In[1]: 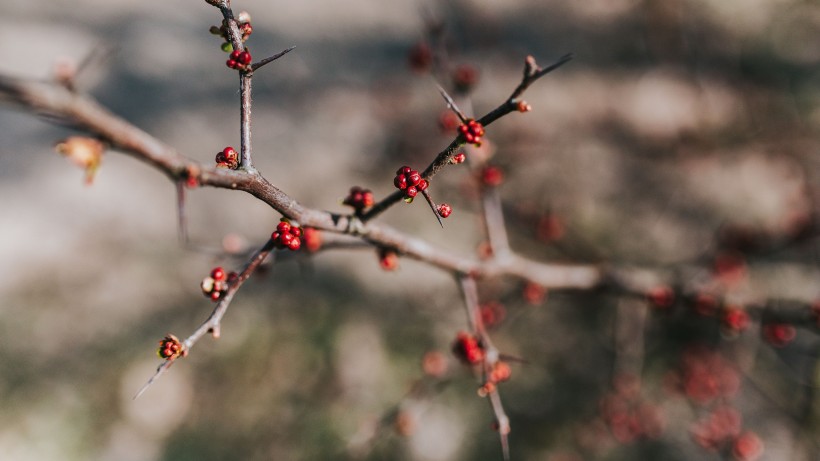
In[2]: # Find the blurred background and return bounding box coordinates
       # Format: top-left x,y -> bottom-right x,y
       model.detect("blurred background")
1,0 -> 819,460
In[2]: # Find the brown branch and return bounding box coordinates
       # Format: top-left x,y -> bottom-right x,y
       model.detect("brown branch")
134,237 -> 276,398
362,53 -> 573,223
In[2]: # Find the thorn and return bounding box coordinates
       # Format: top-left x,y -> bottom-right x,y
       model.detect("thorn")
251,46 -> 296,71
420,189 -> 444,228
133,360 -> 174,400
435,83 -> 467,123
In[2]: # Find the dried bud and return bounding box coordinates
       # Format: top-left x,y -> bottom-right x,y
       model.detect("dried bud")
55,136 -> 104,184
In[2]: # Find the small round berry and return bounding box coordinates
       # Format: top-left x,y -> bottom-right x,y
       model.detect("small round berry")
230,50 -> 241,60
290,227 -> 302,238
416,179 -> 428,191
277,221 -> 291,234
394,174 -> 408,190
222,147 -> 238,163
211,267 -> 226,281
238,51 -> 252,65
453,64 -> 479,93
379,249 -> 398,270
481,166 -> 504,187
451,152 -> 466,164
408,41 -> 433,73
396,166 -> 411,175
226,59 -> 238,69
490,361 -> 512,383
303,227 -> 322,252
287,236 -> 301,251
405,186 -> 418,198
407,171 -> 421,187
647,286 -> 674,309
279,232 -> 294,247
437,203 -> 452,218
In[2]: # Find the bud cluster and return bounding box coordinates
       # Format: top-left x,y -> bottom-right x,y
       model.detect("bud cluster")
209,11 -> 253,52
271,220 -> 302,251
215,146 -> 239,169
157,334 -> 187,360
201,266 -> 238,301
393,166 -> 428,201
343,186 -> 375,212
458,119 -> 485,146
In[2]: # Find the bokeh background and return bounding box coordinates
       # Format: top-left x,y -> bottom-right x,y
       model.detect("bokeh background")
1,0 -> 819,460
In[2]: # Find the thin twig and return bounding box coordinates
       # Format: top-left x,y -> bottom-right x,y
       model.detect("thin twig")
251,46 -> 296,71
134,238 -> 276,398
239,73 -> 253,170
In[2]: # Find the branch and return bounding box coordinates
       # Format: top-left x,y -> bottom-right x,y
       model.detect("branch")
134,237 -> 276,398
361,53 -> 573,222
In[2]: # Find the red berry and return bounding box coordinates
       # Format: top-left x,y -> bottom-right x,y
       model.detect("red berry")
407,171 -> 421,186
396,166 -> 411,175
226,59 -> 238,69
437,203 -> 452,218
452,332 -> 484,365
416,179 -> 428,191
239,51 -> 252,65
722,306 -> 749,333
279,232 -> 294,247
211,267 -> 226,281
732,431 -> 763,461
302,227 -> 322,252
762,323 -> 796,347
223,146 -> 238,162
287,236 -> 301,251
451,152 -> 466,164
290,227 -> 302,238
481,166 -> 504,186
230,50 -> 241,60
647,286 -> 674,309
405,186 -> 418,198
408,41 -> 432,73
277,221 -> 291,234
453,64 -> 479,93
394,174 -> 408,190
378,249 -> 398,270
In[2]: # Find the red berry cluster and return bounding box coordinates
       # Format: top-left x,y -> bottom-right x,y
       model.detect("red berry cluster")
598,375 -> 665,443
342,186 -> 375,212
393,166 -> 428,200
157,334 -> 187,360
210,11 -> 253,52
437,203 -> 452,218
666,346 -> 740,405
458,119 -> 485,146
450,152 -> 466,164
215,146 -> 239,169
271,220 -> 302,251
479,360 -> 513,396
452,331 -> 485,365
481,165 -> 504,187
201,266 -> 238,301
226,49 -> 252,70
690,407 -> 764,461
